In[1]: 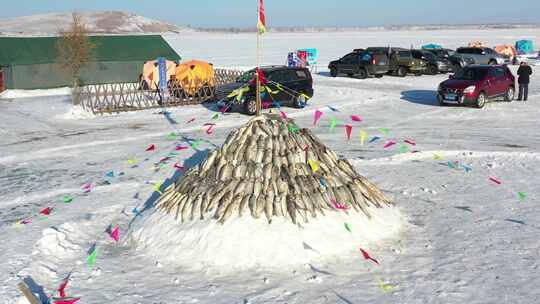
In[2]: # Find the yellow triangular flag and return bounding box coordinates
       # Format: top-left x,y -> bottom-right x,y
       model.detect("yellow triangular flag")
378,278 -> 395,293
308,160 -> 319,173
154,181 -> 163,194
360,130 -> 368,146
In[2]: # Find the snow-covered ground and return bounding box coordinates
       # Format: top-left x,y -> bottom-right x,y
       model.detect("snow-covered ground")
1,29 -> 540,303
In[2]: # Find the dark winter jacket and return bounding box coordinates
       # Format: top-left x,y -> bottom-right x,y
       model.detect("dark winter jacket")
517,65 -> 533,84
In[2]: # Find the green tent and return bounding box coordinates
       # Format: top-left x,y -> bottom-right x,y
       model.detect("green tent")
0,35 -> 181,90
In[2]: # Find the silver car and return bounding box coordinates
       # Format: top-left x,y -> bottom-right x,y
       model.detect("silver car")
455,47 -> 510,66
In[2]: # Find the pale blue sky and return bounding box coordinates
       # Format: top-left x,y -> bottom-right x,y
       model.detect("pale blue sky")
1,0 -> 538,28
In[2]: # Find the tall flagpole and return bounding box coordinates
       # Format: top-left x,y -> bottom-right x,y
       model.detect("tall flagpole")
255,2 -> 261,116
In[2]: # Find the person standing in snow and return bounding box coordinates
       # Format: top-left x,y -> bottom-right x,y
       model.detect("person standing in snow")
517,61 -> 533,101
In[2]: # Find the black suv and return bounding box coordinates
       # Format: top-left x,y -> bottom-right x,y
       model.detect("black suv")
411,49 -> 452,74
423,48 -> 472,72
328,49 -> 389,79
220,66 -> 314,115
366,47 -> 427,77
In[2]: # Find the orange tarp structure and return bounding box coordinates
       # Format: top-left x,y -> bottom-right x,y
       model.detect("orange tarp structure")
142,60 -> 176,90
174,60 -> 215,95
468,41 -> 486,48
494,45 -> 517,59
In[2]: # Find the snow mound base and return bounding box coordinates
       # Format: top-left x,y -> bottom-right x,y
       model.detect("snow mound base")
127,206 -> 404,271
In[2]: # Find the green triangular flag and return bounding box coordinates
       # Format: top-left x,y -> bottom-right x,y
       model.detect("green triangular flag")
399,144 -> 408,153
167,132 -> 177,140
212,113 -> 219,120
191,139 -> 201,150
62,195 -> 73,203
344,222 -> 352,233
288,123 -> 299,133
87,249 -> 97,268
518,192 -> 526,201
329,117 -> 337,131
378,128 -> 390,135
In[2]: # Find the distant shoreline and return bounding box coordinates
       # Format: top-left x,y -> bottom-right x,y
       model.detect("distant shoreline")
196,24 -> 540,33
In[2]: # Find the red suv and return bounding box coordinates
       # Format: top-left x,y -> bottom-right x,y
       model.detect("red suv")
437,65 -> 515,108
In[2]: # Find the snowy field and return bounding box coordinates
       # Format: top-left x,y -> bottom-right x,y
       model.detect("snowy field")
1,29 -> 540,303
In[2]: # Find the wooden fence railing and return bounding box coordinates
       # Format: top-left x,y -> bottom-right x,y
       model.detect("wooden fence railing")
78,68 -> 244,114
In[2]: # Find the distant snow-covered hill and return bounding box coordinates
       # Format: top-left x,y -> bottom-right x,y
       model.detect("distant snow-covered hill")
0,11 -> 192,36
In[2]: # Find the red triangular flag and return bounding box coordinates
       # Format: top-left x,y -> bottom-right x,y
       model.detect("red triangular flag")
145,144 -> 156,152
404,139 -> 416,146
58,273 -> 71,298
187,117 -> 196,123
249,68 -> 268,86
54,298 -> 80,304
345,124 -> 352,140
360,248 -> 379,265
173,162 -> 184,169
175,146 -> 188,151
280,111 -> 288,119
110,226 -> 119,242
40,207 -> 52,216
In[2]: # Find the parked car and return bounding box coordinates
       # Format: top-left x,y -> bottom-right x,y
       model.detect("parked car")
328,49 -> 389,79
411,49 -> 452,74
437,65 -> 515,108
366,47 -> 427,77
424,48 -> 455,59
455,47 -> 510,66
220,65 -> 314,115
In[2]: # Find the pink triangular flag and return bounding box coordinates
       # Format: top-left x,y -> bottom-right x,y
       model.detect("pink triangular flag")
110,226 -> 119,242
351,115 -> 362,122
280,111 -> 288,119
345,124 -> 352,140
489,176 -> 502,185
313,110 -> 323,126
383,140 -> 396,149
175,146 -> 188,151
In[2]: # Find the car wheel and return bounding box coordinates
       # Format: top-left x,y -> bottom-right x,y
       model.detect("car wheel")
437,94 -> 447,106
488,60 -> 497,65
397,66 -> 407,77
293,94 -> 307,108
375,74 -> 383,78
504,87 -> 515,102
428,65 -> 438,75
330,67 -> 338,77
476,92 -> 487,108
243,98 -> 257,115
357,68 -> 368,79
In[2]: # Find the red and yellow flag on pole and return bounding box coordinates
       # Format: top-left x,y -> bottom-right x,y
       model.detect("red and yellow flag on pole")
257,0 -> 266,34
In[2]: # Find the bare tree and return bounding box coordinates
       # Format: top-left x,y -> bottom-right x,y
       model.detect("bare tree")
57,12 -> 95,104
